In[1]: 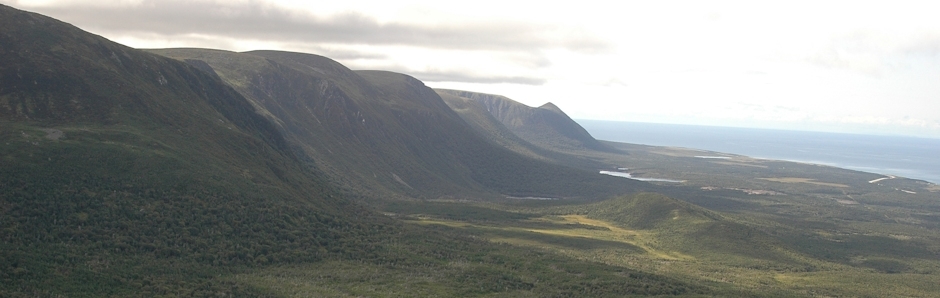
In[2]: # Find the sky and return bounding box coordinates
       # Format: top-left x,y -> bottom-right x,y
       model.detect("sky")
4,0 -> 940,138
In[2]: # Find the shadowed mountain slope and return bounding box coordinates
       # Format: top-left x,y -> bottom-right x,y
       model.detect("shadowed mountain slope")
0,4 -> 388,295
438,90 -> 615,170
151,49 -> 646,200
437,91 -> 554,161
0,5 -> 766,297
0,6 -> 715,297
151,48 -> 461,198
436,89 -> 618,153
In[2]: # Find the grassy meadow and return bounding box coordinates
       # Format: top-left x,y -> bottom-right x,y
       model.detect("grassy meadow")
368,142 -> 940,297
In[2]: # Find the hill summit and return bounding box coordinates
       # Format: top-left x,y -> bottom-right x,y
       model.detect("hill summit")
435,89 -> 618,153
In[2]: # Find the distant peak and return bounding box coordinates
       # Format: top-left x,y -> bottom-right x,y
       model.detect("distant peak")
538,102 -> 564,114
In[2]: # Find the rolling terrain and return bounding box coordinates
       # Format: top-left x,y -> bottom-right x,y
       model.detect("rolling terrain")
419,90 -> 940,296
0,4 -> 693,297
2,3 -> 940,297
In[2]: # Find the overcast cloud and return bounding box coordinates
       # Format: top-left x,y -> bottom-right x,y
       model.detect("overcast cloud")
16,0 -> 610,53
4,0 -> 940,138
394,68 -> 547,86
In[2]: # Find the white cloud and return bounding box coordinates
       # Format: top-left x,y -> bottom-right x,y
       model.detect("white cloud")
5,0 -> 940,138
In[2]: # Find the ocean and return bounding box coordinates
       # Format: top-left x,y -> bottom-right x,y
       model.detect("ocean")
577,120 -> 940,184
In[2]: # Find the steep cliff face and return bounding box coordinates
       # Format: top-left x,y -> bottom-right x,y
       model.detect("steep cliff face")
151,49 -> 478,198
436,89 -> 618,153
152,50 -> 640,200
438,91 -> 553,162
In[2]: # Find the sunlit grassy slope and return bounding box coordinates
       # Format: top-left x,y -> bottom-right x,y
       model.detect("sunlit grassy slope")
399,190 -> 940,297
1,4 -> 698,297
5,3 -> 940,297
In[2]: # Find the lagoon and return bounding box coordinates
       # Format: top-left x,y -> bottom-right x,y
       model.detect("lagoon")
599,170 -> 684,183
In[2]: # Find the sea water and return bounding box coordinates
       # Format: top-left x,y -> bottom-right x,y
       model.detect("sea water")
578,120 -> 940,184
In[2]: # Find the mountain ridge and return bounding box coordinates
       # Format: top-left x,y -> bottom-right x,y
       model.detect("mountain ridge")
435,89 -> 619,154
151,48 -> 645,201
6,4 -> 940,297
0,5 -> 396,295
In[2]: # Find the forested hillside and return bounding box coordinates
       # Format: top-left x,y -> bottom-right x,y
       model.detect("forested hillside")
0,4 -> 684,296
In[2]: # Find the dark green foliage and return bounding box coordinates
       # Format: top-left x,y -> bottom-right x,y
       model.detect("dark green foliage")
380,200 -> 536,222
0,125 -> 383,296
5,3 -> 940,297
0,5 -> 379,295
388,225 -> 704,297
0,5 -> 705,297
859,258 -> 910,274
780,232 -> 934,272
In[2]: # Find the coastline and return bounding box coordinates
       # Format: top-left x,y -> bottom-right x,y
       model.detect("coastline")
749,155 -> 936,185
579,120 -> 940,185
